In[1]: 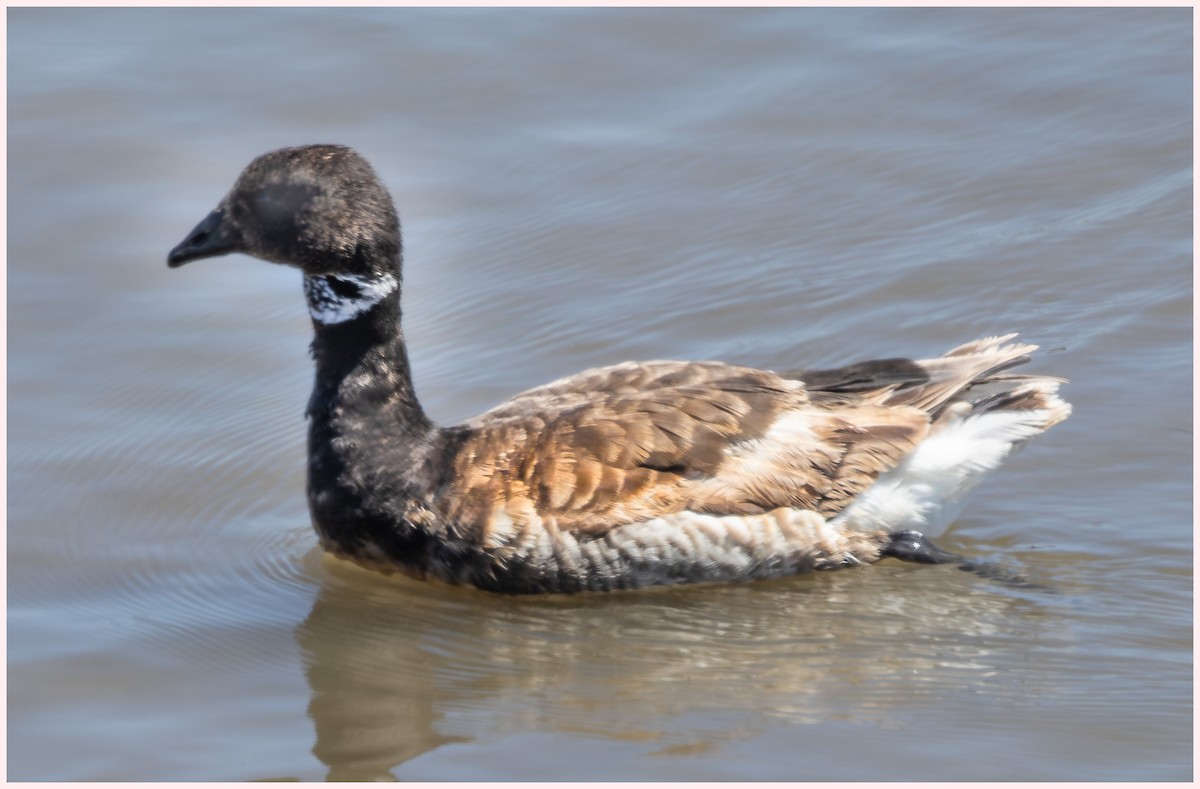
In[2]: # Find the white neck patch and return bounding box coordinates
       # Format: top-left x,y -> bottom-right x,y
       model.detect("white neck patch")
304,272 -> 398,325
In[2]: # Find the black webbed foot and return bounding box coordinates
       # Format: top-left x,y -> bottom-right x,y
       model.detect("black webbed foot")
881,530 -> 1051,592
881,530 -> 967,565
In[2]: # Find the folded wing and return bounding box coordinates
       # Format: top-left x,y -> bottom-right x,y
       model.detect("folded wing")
439,360 -> 931,544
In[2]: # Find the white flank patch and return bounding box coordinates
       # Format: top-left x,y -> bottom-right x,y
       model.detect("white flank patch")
726,409 -> 817,468
831,405 -> 1057,538
304,272 -> 398,325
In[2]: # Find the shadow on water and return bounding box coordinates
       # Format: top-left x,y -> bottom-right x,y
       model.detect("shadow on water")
295,552 -> 1064,781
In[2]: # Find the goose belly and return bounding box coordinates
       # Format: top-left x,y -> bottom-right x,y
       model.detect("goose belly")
473,507 -> 887,593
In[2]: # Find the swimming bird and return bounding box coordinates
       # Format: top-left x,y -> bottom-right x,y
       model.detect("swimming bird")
167,144 -> 1071,594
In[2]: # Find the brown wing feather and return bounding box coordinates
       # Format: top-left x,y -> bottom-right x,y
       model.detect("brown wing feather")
438,361 -> 929,544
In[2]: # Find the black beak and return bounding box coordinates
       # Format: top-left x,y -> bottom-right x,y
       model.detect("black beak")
167,208 -> 239,268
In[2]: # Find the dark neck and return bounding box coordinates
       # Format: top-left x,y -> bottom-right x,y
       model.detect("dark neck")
304,270 -> 432,436
303,270 -> 445,567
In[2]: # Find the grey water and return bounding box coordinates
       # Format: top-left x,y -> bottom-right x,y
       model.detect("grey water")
7,7 -> 1191,781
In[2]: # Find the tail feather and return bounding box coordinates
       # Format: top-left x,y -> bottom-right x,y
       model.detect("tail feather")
966,378 -> 1072,431
884,334 -> 1063,417
831,334 -> 1071,537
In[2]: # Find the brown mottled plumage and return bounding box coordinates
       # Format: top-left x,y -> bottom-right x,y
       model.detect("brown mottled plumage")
444,362 -> 918,531
168,145 -> 1071,594
436,334 -> 1061,551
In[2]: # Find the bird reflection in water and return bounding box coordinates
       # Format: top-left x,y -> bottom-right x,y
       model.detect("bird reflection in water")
295,550 -> 1061,781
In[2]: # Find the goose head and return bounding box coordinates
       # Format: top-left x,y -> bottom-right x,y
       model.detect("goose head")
167,144 -> 401,279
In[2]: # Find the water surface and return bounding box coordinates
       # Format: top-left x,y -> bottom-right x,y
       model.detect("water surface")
8,8 -> 1191,781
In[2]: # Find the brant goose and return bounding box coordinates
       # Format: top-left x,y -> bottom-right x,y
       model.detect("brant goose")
168,145 -> 1071,594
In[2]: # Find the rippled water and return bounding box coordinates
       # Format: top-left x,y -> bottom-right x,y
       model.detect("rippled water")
8,8 -> 1191,781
